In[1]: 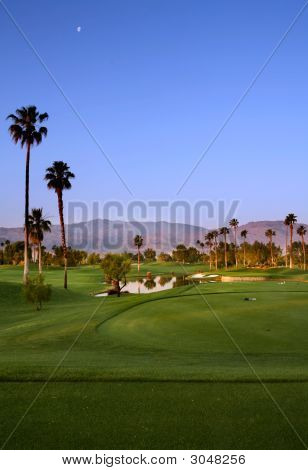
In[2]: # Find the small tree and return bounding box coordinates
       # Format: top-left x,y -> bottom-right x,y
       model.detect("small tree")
101,254 -> 131,297
172,244 -> 187,264
22,275 -> 52,310
157,252 -> 172,262
144,248 -> 156,262
87,252 -> 101,265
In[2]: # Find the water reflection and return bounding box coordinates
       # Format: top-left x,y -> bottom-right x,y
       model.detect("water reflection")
123,276 -> 176,294
95,274 -> 218,296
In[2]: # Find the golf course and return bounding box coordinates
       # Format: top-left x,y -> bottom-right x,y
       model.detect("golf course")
1,263 -> 308,449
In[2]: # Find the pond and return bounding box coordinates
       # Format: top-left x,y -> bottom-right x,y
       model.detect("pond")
95,274 -> 220,296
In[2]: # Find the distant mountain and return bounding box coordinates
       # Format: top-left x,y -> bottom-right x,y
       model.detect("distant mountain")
0,219 -> 306,253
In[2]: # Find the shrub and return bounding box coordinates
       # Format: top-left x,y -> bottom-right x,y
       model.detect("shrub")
22,275 -> 52,310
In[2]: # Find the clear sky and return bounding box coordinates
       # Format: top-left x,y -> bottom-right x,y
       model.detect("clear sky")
1,0 -> 308,227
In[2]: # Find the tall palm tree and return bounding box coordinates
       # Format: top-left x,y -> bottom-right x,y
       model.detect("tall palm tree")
45,161 -> 75,288
284,217 -> 290,268
265,229 -> 276,267
229,219 -> 239,268
220,227 -> 229,269
134,235 -> 143,272
205,232 -> 214,271
285,213 -> 297,269
297,225 -> 307,270
240,229 -> 248,267
28,208 -> 51,274
212,230 -> 219,270
7,106 -> 48,283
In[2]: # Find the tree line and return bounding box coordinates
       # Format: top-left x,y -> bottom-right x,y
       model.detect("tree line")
194,215 -> 306,270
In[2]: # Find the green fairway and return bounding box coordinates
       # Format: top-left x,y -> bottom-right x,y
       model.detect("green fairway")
1,382 -> 308,450
0,264 -> 308,449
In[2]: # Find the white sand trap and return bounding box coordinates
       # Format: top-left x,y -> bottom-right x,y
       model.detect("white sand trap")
95,292 -> 108,297
191,273 -> 220,279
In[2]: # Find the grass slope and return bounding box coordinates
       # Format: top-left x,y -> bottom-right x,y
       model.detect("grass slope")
0,264 -> 308,449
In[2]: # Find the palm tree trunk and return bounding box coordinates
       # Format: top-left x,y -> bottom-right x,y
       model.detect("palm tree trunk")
57,189 -> 68,288
215,242 -> 218,270
224,235 -> 227,269
243,242 -> 246,267
209,248 -> 212,271
137,247 -> 140,272
38,241 -> 42,275
23,143 -> 31,284
234,228 -> 238,268
289,225 -> 293,269
270,237 -> 273,266
285,227 -> 288,268
302,235 -> 306,271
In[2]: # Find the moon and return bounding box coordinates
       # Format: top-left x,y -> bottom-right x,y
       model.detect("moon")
76,26 -> 82,32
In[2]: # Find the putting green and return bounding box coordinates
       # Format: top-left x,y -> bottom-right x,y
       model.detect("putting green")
95,287 -> 308,381
98,290 -> 308,353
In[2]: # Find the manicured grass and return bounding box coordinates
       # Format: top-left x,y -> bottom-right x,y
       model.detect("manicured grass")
218,266 -> 308,281
0,264 -> 308,449
1,382 -> 308,450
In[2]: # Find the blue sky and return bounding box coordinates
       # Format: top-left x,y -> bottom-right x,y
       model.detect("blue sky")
1,0 -> 308,227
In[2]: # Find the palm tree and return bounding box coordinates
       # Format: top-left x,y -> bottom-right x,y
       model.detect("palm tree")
212,230 -> 219,270
229,219 -> 239,268
28,208 -> 51,274
205,232 -> 214,270
220,227 -> 229,269
284,217 -> 290,268
134,235 -> 143,272
265,229 -> 276,267
7,106 -> 48,283
196,240 -> 205,258
285,214 -> 297,268
45,161 -> 75,288
297,225 -> 307,270
240,229 -> 248,267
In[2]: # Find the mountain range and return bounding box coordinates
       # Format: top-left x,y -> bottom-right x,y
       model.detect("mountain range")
0,219 -> 306,253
